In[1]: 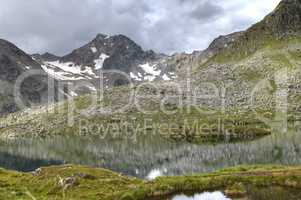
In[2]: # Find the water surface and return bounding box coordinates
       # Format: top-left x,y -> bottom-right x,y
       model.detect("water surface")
0,122 -> 301,178
172,192 -> 230,200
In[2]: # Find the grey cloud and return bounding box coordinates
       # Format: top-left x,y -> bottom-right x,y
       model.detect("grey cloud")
189,1 -> 224,21
0,0 -> 280,55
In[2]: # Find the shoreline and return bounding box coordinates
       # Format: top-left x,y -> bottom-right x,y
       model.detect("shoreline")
0,164 -> 301,200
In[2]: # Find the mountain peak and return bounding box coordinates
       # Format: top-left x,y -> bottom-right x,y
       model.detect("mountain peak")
0,39 -> 50,114
0,39 -> 40,69
92,34 -> 141,50
41,52 -> 60,60
53,33 -> 159,74
275,0 -> 301,9
262,0 -> 301,36
94,33 -> 110,40
93,33 -> 137,46
32,52 -> 60,62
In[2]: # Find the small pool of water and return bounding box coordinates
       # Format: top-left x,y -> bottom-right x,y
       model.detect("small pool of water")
172,192 -> 230,200
149,186 -> 301,200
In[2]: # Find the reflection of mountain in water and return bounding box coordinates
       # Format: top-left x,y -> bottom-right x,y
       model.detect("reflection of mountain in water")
0,123 -> 301,178
0,152 -> 62,172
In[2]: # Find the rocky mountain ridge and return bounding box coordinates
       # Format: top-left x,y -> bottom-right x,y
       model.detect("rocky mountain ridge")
32,52 -> 60,62
0,39 -> 54,115
37,34 -> 173,83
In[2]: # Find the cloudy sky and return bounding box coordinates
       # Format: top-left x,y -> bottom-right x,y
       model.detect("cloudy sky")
0,0 -> 281,55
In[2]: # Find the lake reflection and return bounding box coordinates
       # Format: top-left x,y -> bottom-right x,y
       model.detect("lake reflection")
0,122 -> 301,178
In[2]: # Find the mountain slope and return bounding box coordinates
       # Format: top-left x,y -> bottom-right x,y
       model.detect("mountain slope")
0,39 -> 52,115
39,34 -> 172,83
189,0 -> 301,114
207,0 -> 301,63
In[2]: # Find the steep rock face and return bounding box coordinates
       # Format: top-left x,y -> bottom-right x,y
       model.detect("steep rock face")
265,0 -> 301,36
206,32 -> 244,55
0,39 -> 51,115
60,34 -> 158,73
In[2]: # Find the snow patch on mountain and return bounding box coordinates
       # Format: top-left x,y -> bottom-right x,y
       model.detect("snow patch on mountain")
162,74 -> 171,81
69,90 -> 79,97
144,75 -> 155,81
41,64 -> 85,81
87,85 -> 97,92
94,53 -> 110,70
139,63 -> 161,76
41,64 -> 69,80
139,63 -> 162,81
91,47 -> 98,53
130,72 -> 142,81
46,61 -> 95,76
41,61 -> 99,81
